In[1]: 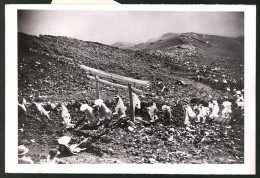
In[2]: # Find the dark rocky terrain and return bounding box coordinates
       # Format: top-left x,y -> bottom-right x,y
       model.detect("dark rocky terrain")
18,32 -> 244,164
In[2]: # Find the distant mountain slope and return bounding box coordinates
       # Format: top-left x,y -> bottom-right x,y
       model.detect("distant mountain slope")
131,32 -> 243,59
111,33 -> 179,49
128,32 -> 244,77
146,32 -> 180,43
111,42 -> 136,49
111,32 -> 244,70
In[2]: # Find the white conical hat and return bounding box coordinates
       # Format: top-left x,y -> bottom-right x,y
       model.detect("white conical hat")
213,100 -> 218,105
80,104 -> 87,111
80,104 -> 93,112
58,136 -> 71,145
94,99 -> 103,107
162,105 -> 170,111
22,98 -> 27,104
51,103 -> 56,109
223,101 -> 232,107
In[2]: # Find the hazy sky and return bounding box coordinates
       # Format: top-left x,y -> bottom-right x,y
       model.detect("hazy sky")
18,10 -> 244,45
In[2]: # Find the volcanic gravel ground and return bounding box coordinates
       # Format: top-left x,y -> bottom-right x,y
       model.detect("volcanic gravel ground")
18,33 -> 244,164
18,103 -> 244,164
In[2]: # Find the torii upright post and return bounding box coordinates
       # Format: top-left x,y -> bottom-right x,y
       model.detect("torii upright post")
128,84 -> 134,121
95,75 -> 100,99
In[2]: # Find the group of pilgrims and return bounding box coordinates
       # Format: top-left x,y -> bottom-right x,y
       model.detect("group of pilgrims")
18,87 -> 244,164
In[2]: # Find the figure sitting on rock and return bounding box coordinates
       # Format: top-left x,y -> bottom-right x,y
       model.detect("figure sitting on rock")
162,105 -> 172,125
79,103 -> 99,126
60,103 -> 74,128
147,102 -> 159,123
183,102 -> 196,125
93,99 -> 113,127
113,95 -> 127,118
32,102 -> 53,127
222,101 -> 232,118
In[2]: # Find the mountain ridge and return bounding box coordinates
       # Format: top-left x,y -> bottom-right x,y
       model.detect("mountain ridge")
111,32 -> 244,53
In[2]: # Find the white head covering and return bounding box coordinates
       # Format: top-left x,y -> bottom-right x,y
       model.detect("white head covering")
58,136 -> 71,145
51,103 -> 56,109
94,99 -> 104,107
162,105 -> 171,111
80,104 -> 93,112
223,101 -> 232,107
236,91 -> 241,95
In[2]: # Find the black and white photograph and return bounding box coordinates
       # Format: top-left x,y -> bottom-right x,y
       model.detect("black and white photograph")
5,5 -> 256,174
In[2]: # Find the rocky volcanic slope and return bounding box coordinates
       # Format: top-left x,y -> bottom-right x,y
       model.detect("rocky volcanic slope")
131,32 -> 243,61
116,32 -> 244,86
145,33 -> 243,92
19,32 -> 233,102
18,33 -> 244,164
18,33 -> 160,101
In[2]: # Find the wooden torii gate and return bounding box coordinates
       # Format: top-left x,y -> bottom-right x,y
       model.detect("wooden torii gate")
79,65 -> 150,120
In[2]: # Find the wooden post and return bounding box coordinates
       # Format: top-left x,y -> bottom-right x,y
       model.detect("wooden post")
95,75 -> 100,99
128,84 -> 134,121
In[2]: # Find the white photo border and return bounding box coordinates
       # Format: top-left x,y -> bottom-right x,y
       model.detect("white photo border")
5,4 -> 256,174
